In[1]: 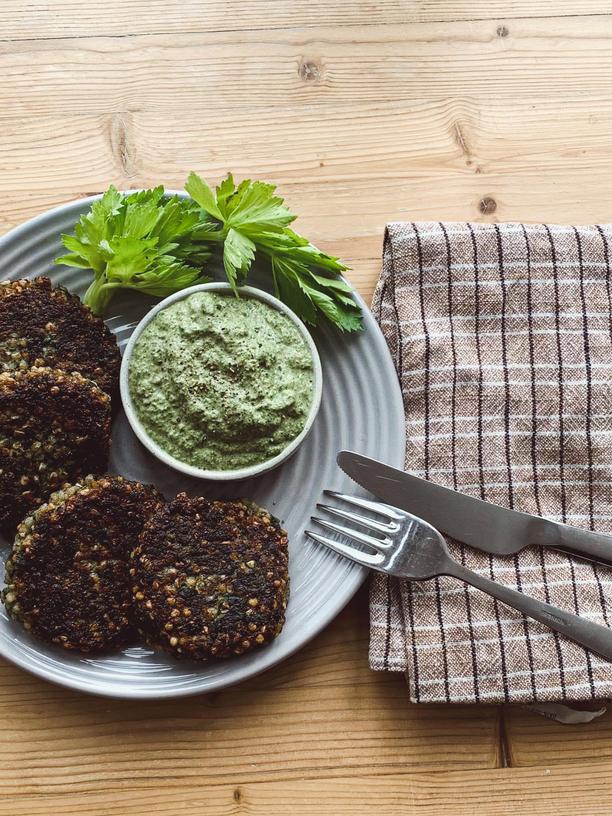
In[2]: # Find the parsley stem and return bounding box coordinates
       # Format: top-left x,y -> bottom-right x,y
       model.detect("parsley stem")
83,275 -> 116,315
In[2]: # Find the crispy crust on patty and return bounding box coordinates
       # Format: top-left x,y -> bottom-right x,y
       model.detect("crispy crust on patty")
0,276 -> 121,402
131,493 -> 289,660
3,475 -> 164,653
0,367 -> 111,534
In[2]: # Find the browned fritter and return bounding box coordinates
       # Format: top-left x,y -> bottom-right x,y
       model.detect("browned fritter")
0,276 -> 121,403
3,475 -> 164,653
0,367 -> 111,535
131,494 -> 289,660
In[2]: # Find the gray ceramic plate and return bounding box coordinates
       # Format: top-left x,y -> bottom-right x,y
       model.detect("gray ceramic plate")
0,193 -> 405,699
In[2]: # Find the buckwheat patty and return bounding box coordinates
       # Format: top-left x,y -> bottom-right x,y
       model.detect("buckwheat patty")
0,276 -> 121,402
131,494 -> 289,660
3,475 -> 164,653
0,367 -> 111,534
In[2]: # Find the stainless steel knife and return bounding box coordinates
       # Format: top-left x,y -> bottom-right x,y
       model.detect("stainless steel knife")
337,450 -> 612,566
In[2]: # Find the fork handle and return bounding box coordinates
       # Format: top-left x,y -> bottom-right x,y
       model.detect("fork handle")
446,561 -> 612,662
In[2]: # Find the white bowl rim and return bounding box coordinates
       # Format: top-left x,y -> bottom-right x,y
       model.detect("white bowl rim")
119,282 -> 323,481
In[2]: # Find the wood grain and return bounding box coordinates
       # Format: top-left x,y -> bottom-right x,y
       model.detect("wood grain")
0,594 -> 501,799
504,704 -> 612,767
2,17 -> 612,118
0,1 -> 610,41
2,1 -> 612,813
3,93 -> 612,308
3,762 -> 612,815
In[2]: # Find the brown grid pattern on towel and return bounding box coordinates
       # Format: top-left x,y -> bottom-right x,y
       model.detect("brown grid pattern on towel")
369,221 -> 612,704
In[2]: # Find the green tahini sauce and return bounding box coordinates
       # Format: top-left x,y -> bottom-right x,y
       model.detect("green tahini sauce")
128,291 -> 314,470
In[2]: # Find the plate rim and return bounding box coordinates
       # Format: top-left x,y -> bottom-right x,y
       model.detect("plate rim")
0,192 -> 406,699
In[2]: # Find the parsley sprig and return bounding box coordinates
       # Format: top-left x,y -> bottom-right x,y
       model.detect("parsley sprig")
185,172 -> 362,332
56,173 -> 362,332
56,186 -> 210,315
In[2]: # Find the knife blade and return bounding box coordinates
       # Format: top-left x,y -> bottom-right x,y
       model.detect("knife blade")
337,450 -> 612,566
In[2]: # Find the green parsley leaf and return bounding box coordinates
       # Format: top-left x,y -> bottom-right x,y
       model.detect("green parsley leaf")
223,228 -> 256,291
184,172 -> 223,221
55,186 -> 210,314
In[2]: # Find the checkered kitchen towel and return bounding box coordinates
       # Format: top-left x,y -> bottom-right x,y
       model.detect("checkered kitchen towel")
370,221 -> 612,705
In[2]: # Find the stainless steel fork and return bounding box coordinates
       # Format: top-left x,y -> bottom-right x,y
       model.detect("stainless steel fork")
306,491 -> 612,662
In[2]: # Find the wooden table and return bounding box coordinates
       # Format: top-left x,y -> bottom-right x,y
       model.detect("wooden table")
1,2 -> 612,813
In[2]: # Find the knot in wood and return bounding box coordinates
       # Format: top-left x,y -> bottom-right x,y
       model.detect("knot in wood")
298,60 -> 321,82
479,197 -> 497,215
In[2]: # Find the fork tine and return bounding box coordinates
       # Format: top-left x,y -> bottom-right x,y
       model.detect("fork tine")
323,490 -> 402,520
311,516 -> 391,551
316,502 -> 396,534
305,530 -> 385,567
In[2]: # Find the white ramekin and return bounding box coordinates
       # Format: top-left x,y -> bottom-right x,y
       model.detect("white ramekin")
119,282 -> 323,481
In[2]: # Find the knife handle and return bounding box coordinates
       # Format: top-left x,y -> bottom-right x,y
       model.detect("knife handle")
551,525 -> 612,567
448,561 -> 612,662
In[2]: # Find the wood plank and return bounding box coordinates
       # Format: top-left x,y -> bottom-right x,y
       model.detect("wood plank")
0,1 -> 609,42
4,97 -> 612,193
3,92 -> 612,308
503,704 -> 612,767
2,762 -> 612,815
2,17 -> 612,116
0,592 -> 499,796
